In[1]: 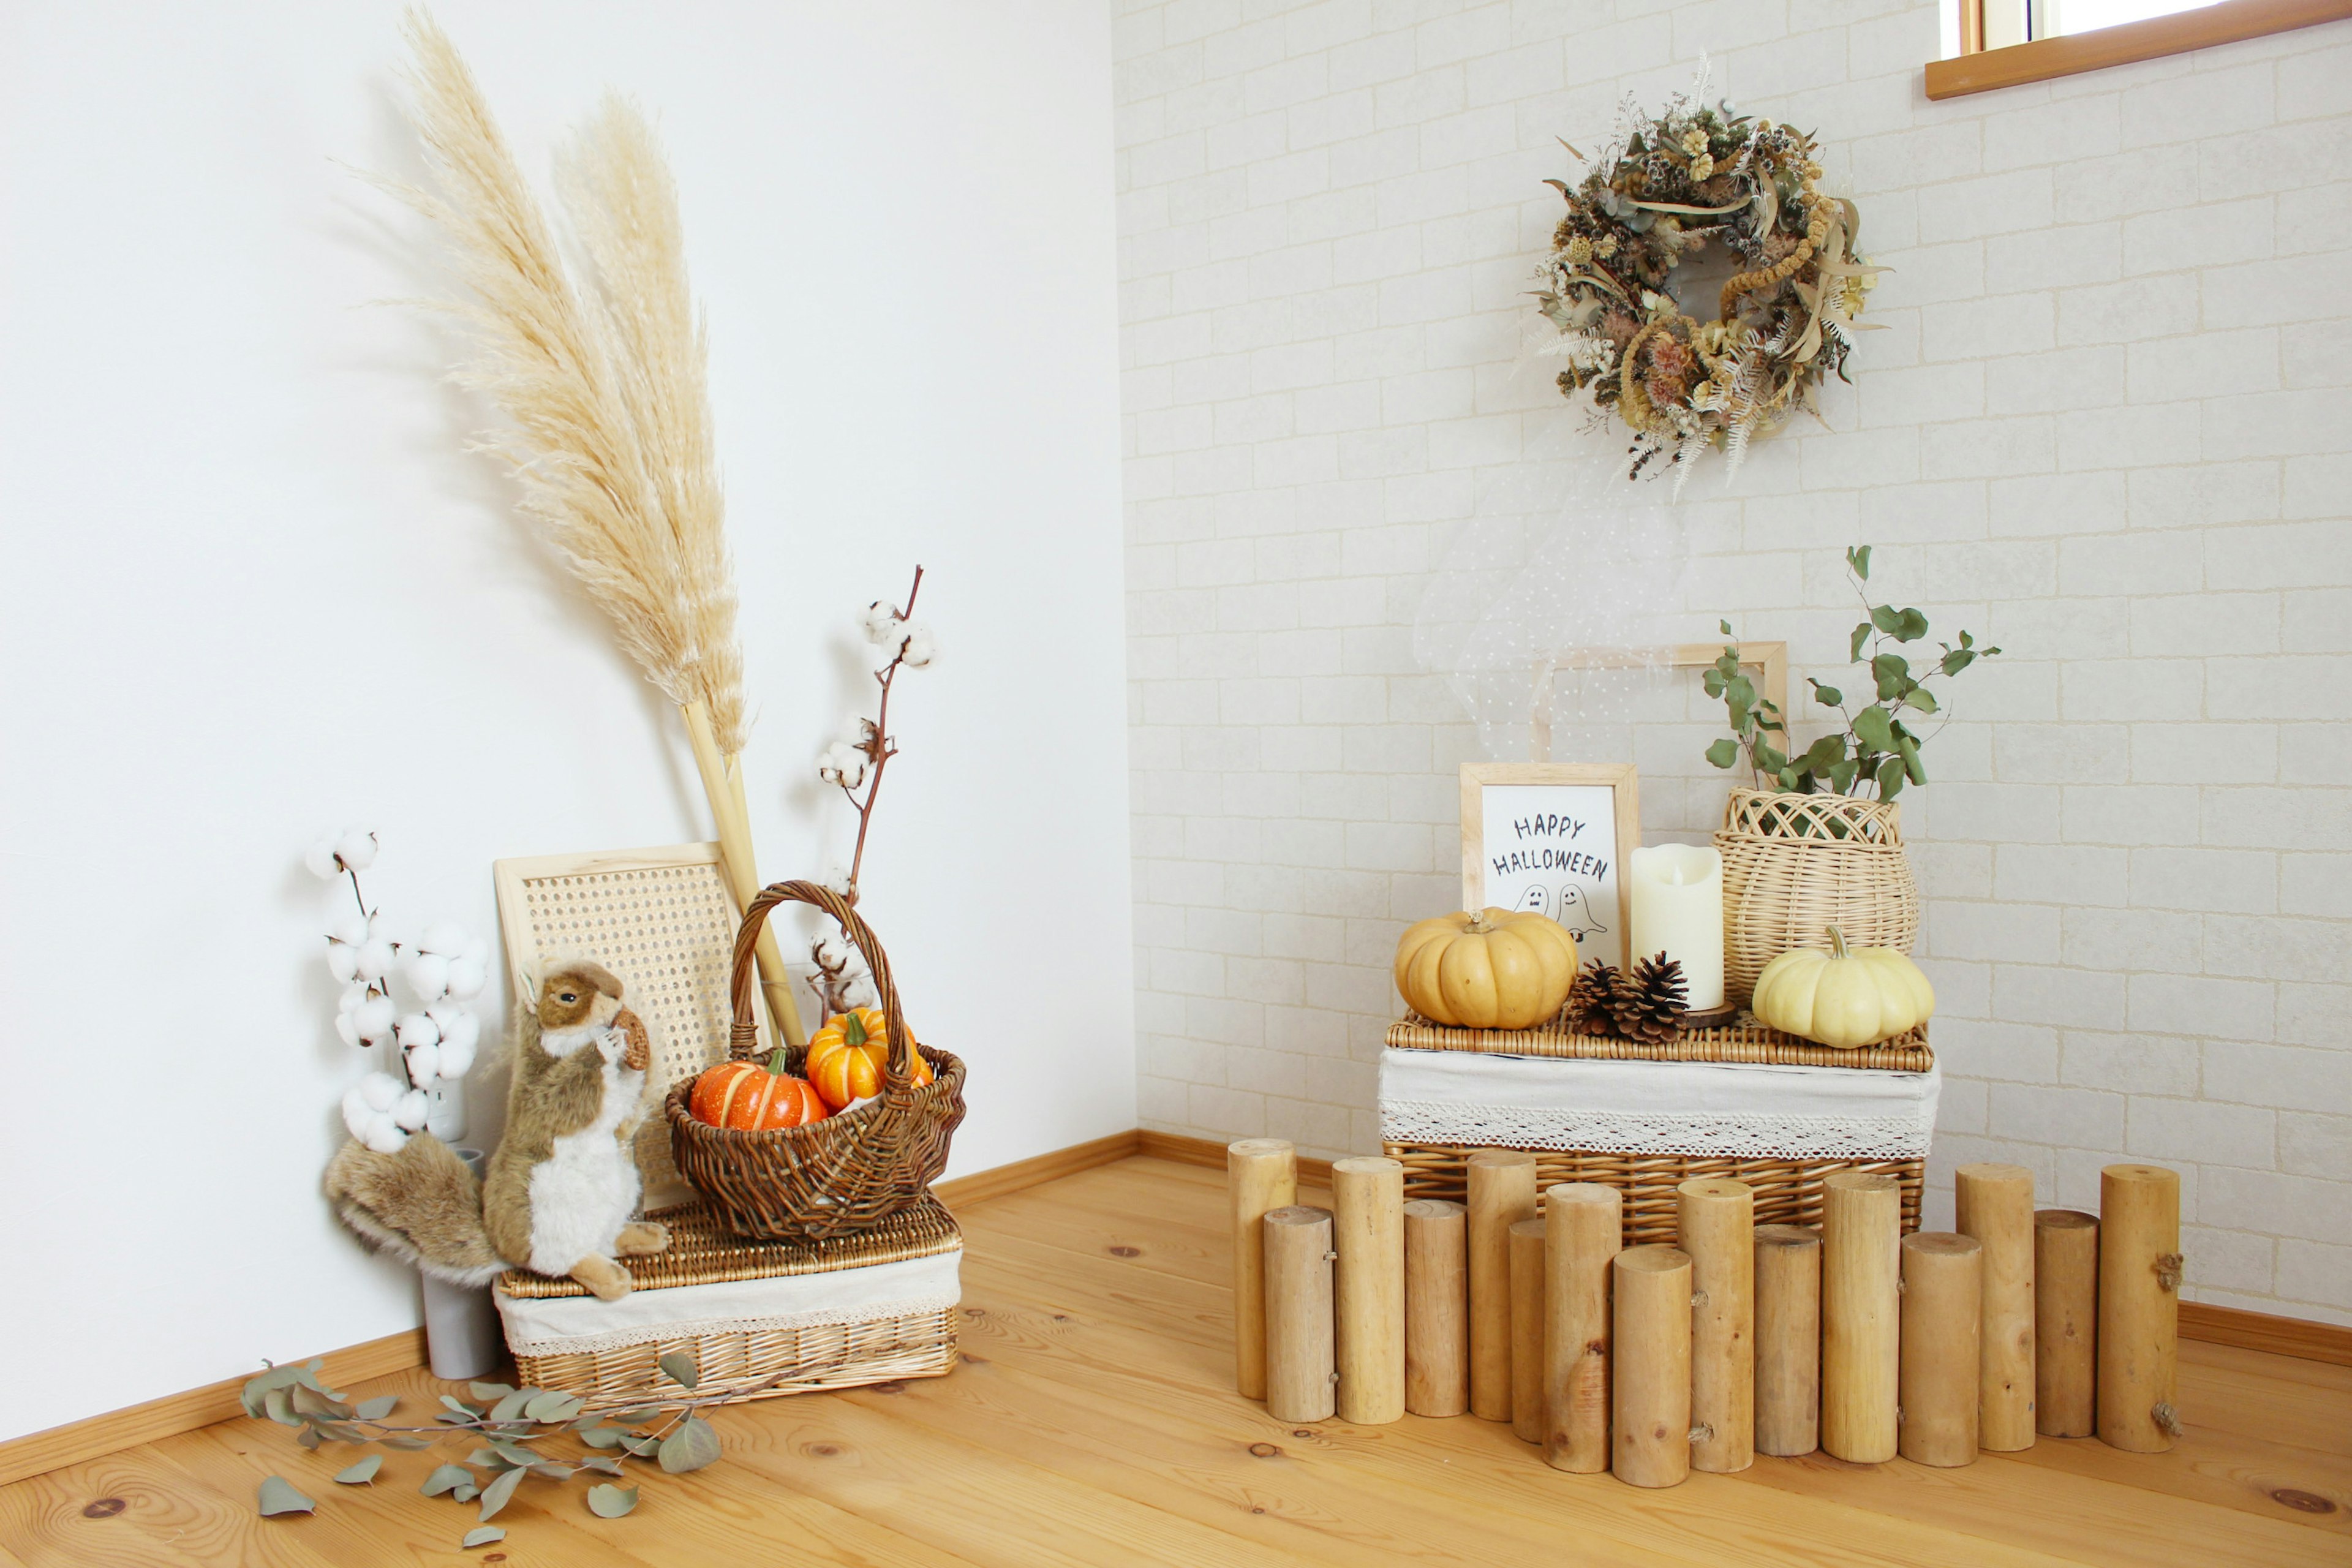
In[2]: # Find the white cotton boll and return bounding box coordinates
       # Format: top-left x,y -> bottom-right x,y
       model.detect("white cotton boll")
396,1012 -> 440,1048
328,911 -> 371,948
433,1008 -> 481,1053
334,1010 -> 362,1049
352,996 -> 397,1042
406,951 -> 451,1000
899,624 -> 939,668
445,957 -> 487,1001
420,922 -> 469,957
392,1088 -> 431,1131
818,861 -> 855,897
435,1036 -> 476,1080
341,982 -> 369,1011
813,933 -> 852,970
364,1118 -> 409,1154
342,1088 -> 405,1151
843,974 -> 878,1010
355,938 -> 395,982
461,936 -> 489,967
404,1042 -> 441,1084
358,1071 -> 404,1112
860,600 -> 902,644
305,838 -> 343,879
335,827 -> 378,871
325,941 -> 360,984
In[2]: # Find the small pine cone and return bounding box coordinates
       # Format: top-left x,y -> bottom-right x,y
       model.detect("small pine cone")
1568,960 -> 1624,1036
1612,952 -> 1689,1045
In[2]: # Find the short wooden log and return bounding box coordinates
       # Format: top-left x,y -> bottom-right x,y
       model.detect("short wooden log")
1509,1218 -> 1547,1444
1678,1177 -> 1755,1474
1333,1155 -> 1406,1425
1754,1223 -> 1821,1457
1543,1182 -> 1621,1474
1228,1139 -> 1297,1400
1611,1245 -> 1692,1489
1403,1199 -> 1468,1417
1821,1172 -> 1901,1463
2098,1164 -> 2181,1453
1263,1205 -> 1335,1423
1467,1149 -> 1539,1422
2034,1208 -> 2098,1438
1899,1232 -> 1983,1468
1955,1162 -> 2036,1452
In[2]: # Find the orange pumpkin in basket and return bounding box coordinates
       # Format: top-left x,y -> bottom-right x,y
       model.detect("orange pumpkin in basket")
805,1007 -> 931,1110
690,1050 -> 829,1130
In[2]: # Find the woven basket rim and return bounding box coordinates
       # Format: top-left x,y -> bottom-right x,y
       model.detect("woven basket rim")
669,1042 -> 958,1148
1721,785 -> 1905,845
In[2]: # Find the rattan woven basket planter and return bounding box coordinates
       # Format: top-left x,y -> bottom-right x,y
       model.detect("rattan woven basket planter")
1385,1012 -> 1932,1072
668,880 -> 967,1241
1715,788 -> 1918,1006
1384,1144 -> 1923,1246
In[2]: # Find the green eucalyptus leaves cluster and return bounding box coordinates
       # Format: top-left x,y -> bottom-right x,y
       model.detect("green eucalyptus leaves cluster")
1705,545 -> 1999,802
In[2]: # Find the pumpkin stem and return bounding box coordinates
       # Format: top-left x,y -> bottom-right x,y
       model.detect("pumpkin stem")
845,1011 -> 868,1047
764,1046 -> 793,1076
1826,924 -> 1849,960
1465,910 -> 1493,934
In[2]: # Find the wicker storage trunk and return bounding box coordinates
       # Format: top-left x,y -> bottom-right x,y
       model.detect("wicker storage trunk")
496,1194 -> 963,1411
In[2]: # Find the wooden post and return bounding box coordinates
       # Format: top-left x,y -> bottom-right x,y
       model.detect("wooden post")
1333,1156 -> 1406,1425
1899,1232 -> 1983,1467
1509,1218 -> 1548,1444
1954,1163 -> 2036,1452
2035,1209 -> 2098,1438
1263,1205 -> 1335,1423
1228,1139 -> 1297,1401
1467,1150 -> 1539,1421
1404,1199 -> 1469,1417
1543,1183 -> 1621,1474
1611,1245 -> 1692,1488
2098,1164 -> 2181,1453
1754,1223 -> 1821,1457
1677,1178 -> 1754,1474
1821,1172 -> 1901,1463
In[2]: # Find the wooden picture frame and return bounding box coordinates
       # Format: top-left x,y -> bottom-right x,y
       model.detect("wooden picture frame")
1528,641 -> 1787,764
1461,763 -> 1642,971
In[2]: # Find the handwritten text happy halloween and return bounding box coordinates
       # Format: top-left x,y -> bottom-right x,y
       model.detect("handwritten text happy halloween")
1491,814 -> 1609,881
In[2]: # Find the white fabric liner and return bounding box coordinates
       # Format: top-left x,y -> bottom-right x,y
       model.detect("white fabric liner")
497,1250 -> 962,1357
1380,1047 -> 1939,1159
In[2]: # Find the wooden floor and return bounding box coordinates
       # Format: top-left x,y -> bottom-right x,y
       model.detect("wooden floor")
6,1154 -> 2348,1566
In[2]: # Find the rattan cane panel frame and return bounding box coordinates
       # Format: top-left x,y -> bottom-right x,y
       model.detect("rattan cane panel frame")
1385,1012 -> 1932,1071
1385,1140 -> 1923,1247
510,1307 -> 958,1412
498,1196 -> 963,1298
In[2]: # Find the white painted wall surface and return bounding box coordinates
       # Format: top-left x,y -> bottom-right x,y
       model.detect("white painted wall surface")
0,0 -> 1129,1439
1113,0 -> 2352,1322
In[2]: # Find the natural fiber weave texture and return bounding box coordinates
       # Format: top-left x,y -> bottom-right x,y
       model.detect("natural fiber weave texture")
1716,787 -> 1919,1005
511,1306 -> 957,1412
1385,1012 -> 1931,1072
497,1195 -> 962,1298
1385,1142 -> 1923,1246
669,881 -> 967,1240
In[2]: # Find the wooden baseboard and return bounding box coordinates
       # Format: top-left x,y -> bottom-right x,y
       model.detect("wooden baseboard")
1137,1128 -> 1335,1183
934,1129 -> 1143,1210
0,1327 -> 426,1490
2181,1301 -> 2352,1367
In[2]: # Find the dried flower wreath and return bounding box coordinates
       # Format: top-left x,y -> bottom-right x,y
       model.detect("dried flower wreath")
1536,85 -> 1879,487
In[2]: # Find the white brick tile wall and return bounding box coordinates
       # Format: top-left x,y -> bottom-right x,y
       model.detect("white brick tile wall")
1117,0 -> 2352,1317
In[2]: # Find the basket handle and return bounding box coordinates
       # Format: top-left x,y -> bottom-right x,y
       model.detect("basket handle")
728,881 -> 916,1087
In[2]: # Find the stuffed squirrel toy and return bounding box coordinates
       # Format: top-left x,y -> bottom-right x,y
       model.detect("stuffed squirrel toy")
324,959 -> 671,1301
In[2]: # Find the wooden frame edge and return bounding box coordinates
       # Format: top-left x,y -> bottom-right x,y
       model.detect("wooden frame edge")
1926,0 -> 2352,100
1459,761 -> 1642,963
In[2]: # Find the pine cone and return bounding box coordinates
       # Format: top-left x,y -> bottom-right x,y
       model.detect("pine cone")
1613,952 -> 1689,1045
1568,960 -> 1624,1036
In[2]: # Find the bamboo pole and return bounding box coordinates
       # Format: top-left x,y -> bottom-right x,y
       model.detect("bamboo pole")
1954,1163 -> 2036,1452
681,699 -> 807,1047
1333,1156 -> 1406,1425
1899,1232 -> 1983,1468
1404,1199 -> 1469,1417
1264,1205 -> 1336,1423
1509,1218 -> 1547,1444
1678,1178 -> 1755,1474
1754,1224 -> 1821,1457
2098,1164 -> 2181,1453
1821,1172 -> 1901,1463
1611,1245 -> 1692,1488
2035,1209 -> 2098,1438
1229,1140 -> 1298,1401
1467,1150 -> 1539,1422
1543,1182 -> 1620,1474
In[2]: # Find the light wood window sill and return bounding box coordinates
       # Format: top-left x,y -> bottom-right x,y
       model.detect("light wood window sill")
1926,0 -> 2352,100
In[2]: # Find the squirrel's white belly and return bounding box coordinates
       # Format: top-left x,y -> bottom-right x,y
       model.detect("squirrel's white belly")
525,1056 -> 644,1276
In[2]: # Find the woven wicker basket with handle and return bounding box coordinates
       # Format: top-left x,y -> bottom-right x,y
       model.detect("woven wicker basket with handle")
668,880 -> 966,1240
1715,788 -> 1919,1007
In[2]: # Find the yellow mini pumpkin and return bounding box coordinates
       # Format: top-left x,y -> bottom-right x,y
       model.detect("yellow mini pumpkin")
1751,925 -> 1934,1049
1394,908 -> 1578,1030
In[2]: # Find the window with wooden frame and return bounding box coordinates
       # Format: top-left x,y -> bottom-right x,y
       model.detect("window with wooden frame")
1929,0 -> 2352,99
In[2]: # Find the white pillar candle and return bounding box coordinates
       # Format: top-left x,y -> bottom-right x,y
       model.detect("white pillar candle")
1628,843 -> 1725,1011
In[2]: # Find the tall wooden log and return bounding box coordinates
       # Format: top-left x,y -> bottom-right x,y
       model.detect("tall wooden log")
1333,1155 -> 1406,1425
1509,1218 -> 1547,1444
1611,1245 -> 1693,1488
2098,1164 -> 2181,1453
1899,1232 -> 1983,1467
1821,1172 -> 1901,1463
1677,1177 -> 1755,1474
1753,1223 -> 1821,1457
2035,1208 -> 2098,1438
1227,1139 -> 1297,1400
1955,1163 -> 2036,1452
1543,1182 -> 1621,1474
1467,1149 -> 1539,1422
1263,1205 -> 1335,1423
1404,1199 -> 1469,1417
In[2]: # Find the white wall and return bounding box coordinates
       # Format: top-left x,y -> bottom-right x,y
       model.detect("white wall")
0,0 -> 1130,1440
1114,0 -> 2352,1322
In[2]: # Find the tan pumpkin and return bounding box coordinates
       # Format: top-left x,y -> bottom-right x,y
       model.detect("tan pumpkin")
1393,908 -> 1578,1030
1750,924 -> 1935,1049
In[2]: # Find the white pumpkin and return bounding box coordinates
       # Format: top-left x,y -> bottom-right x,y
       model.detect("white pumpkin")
1751,925 -> 1934,1049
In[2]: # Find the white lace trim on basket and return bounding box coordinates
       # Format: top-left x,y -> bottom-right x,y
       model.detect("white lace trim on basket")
496,1250 -> 962,1356
1380,1100 -> 1934,1159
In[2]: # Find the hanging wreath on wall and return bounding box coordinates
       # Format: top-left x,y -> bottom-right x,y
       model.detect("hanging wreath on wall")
1537,88 -> 1878,486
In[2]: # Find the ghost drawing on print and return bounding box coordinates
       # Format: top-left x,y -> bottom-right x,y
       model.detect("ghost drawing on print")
1514,883 -> 1609,945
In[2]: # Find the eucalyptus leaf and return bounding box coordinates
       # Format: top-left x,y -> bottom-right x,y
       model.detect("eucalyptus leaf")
1871,604 -> 1902,635
477,1464 -> 526,1522
382,1436 -> 434,1451
257,1477 -> 315,1517
295,1425 -> 325,1451
454,1484 -> 480,1503
623,1435 -> 664,1457
1811,681 -> 1842,707
1905,685 -> 1939,714
334,1455 -> 383,1485
263,1388 -> 299,1427
491,1441 -> 540,1469
421,1464 -> 475,1498
441,1395 -> 482,1417
462,1526 -> 507,1548
469,1381 -> 516,1402
587,1483 -> 639,1518
1850,621 -> 1872,662
578,1455 -> 626,1475
354,1395 -> 399,1421
1852,706 -> 1896,753
1848,545 -> 1871,580
290,1384 -> 353,1421
1878,756 -> 1908,797
608,1408 -> 663,1425
658,1415 -> 721,1474
526,1391 -> 586,1423
488,1392 -> 534,1424
1894,608 -> 1929,641
1704,737 -> 1738,769
529,1462 -> 577,1480
579,1425 -> 628,1449
658,1352 -> 701,1392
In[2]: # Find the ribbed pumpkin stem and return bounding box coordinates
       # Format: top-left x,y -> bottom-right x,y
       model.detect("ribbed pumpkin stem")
1826,924 -> 1850,960
1465,911 -> 1493,934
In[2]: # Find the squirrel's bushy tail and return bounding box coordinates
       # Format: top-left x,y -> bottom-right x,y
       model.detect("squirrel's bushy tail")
324,1133 -> 508,1287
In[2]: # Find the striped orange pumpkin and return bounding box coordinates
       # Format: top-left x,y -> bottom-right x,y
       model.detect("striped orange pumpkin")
688,1052 -> 829,1131
806,1008 -> 930,1110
